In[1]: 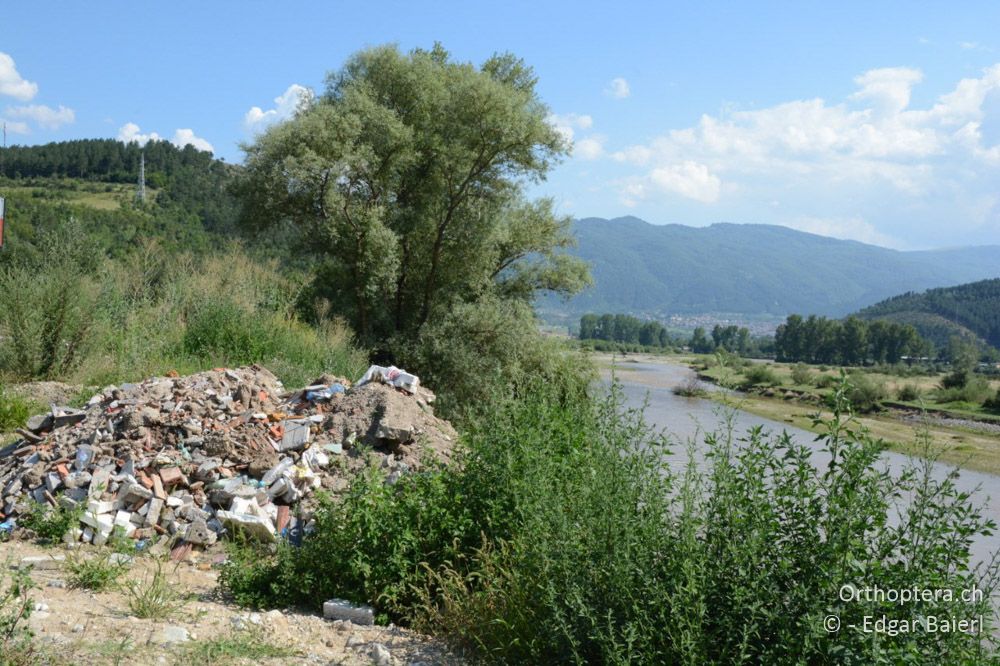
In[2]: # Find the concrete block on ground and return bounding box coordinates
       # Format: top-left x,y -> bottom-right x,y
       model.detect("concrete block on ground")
323,598 -> 374,625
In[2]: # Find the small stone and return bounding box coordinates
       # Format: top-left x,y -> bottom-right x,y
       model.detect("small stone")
71,624 -> 84,633
370,643 -> 392,666
323,598 -> 374,625
47,579 -> 66,589
152,625 -> 189,645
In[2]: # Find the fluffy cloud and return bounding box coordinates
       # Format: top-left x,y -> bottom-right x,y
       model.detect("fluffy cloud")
606,63 -> 1000,243
605,77 -> 630,99
118,122 -> 161,145
172,128 -> 214,153
547,113 -> 593,142
649,161 -> 721,203
0,52 -> 37,101
4,104 -> 75,130
118,123 -> 214,153
574,136 -> 605,160
244,84 -> 313,133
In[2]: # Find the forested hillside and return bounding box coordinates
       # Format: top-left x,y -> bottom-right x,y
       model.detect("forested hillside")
0,139 -> 240,255
538,216 -> 1000,320
856,278 -> 1000,351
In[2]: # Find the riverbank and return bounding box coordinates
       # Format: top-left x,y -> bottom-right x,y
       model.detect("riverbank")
594,352 -> 1000,477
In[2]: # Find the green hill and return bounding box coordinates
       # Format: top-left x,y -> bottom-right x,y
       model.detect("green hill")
539,216 -> 1000,321
0,139 -> 240,256
856,278 -> 1000,351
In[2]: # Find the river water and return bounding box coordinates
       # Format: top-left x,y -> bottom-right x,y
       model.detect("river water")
606,358 -> 1000,565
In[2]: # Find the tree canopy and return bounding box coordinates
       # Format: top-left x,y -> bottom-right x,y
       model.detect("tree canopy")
237,44 -> 590,344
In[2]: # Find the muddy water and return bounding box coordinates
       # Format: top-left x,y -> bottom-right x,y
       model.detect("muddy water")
604,359 -> 1000,565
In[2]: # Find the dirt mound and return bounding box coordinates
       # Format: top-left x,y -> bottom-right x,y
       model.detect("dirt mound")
0,365 -> 457,552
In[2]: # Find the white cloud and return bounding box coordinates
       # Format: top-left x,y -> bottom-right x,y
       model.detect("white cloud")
4,104 -> 74,130
118,122 -> 214,153
244,84 -> 313,133
574,136 -> 605,160
0,52 -> 37,101
172,128 -> 214,153
649,161 -> 721,203
1,120 -> 29,135
547,113 -> 593,142
601,63 -> 1000,244
605,77 -> 630,99
118,122 -> 161,145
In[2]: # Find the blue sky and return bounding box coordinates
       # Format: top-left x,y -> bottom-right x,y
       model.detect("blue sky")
2,1 -> 1000,249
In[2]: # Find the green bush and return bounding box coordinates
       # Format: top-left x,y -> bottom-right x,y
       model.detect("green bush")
0,387 -> 30,432
936,376 -> 993,406
222,379 -> 999,663
896,383 -> 922,401
19,500 -> 82,544
740,363 -> 778,388
837,372 -> 887,413
65,550 -> 129,591
814,373 -> 838,389
790,362 -> 812,386
0,562 -> 36,665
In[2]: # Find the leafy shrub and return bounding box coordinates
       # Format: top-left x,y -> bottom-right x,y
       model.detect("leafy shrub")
814,373 -> 838,389
20,500 -> 83,543
740,363 -> 778,388
395,297 -> 592,420
790,362 -> 811,385
223,379 -> 998,663
896,383 -> 922,401
984,390 -> 1000,414
936,376 -> 993,405
0,221 -> 101,379
0,562 -> 35,664
838,372 -> 887,413
0,387 -> 30,432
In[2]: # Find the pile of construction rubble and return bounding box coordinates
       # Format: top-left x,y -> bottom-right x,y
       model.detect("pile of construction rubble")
0,365 -> 456,553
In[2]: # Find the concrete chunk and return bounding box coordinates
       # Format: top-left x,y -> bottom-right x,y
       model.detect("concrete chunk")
323,598 -> 374,625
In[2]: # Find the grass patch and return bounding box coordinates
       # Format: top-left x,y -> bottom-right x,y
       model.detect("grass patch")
123,559 -> 187,620
176,631 -> 297,664
64,551 -> 129,592
19,500 -> 83,544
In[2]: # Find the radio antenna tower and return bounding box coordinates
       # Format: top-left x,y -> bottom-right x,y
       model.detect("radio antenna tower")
136,151 -> 146,203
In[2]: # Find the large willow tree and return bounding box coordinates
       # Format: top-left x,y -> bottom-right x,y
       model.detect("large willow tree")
238,44 -> 590,346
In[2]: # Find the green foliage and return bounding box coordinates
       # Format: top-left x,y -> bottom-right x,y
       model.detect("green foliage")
540,216 -> 1000,320
238,44 -> 589,346
936,376 -> 993,406
858,277 -> 1000,351
984,389 -> 1000,414
579,312 -> 675,348
836,372 -> 887,413
896,384 -> 922,401
0,220 -> 101,379
775,313 -> 924,365
790,362 -> 812,386
20,500 -> 83,543
222,379 -> 999,664
396,297 -> 592,418
740,363 -> 779,388
64,551 -> 129,591
123,559 -> 187,620
0,562 -> 35,665
177,631 -> 297,664
0,387 -> 30,432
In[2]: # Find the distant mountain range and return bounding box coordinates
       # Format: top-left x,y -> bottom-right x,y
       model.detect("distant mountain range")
539,217 -> 1000,322
856,278 -> 1000,352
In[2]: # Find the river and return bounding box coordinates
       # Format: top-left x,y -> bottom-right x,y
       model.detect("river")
606,357 -> 1000,565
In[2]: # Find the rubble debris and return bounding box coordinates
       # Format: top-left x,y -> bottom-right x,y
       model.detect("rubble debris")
0,364 -> 456,550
